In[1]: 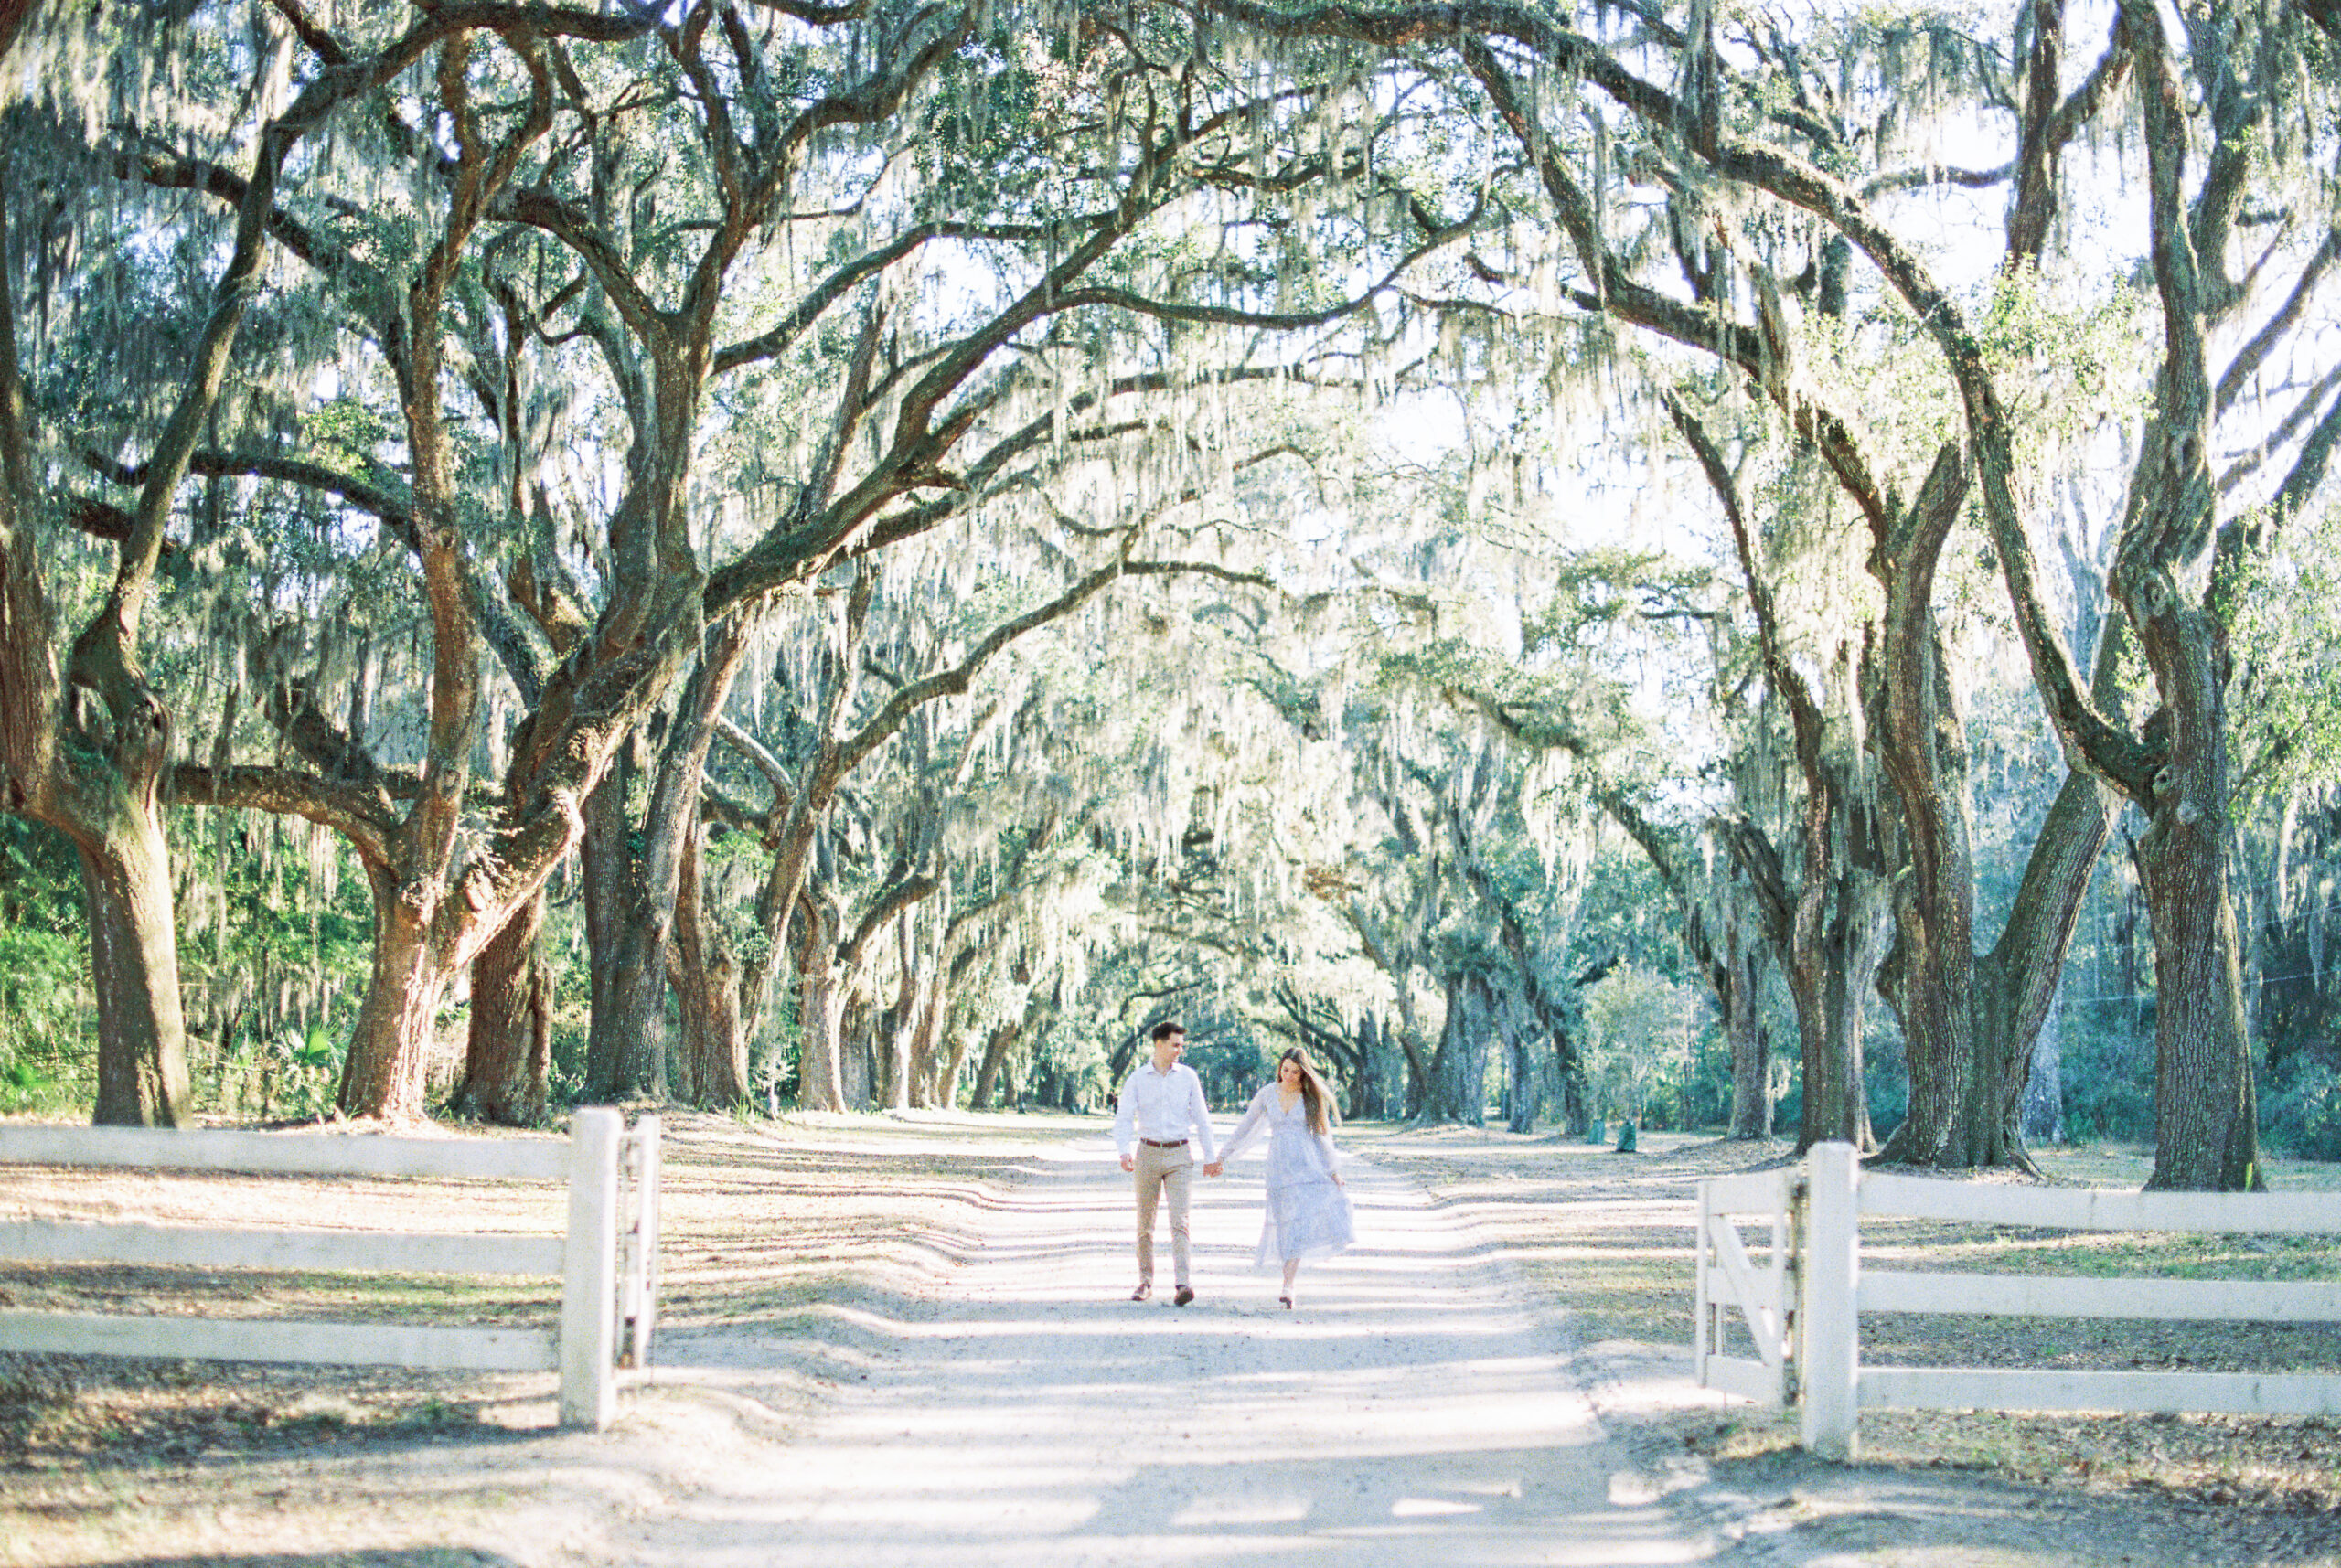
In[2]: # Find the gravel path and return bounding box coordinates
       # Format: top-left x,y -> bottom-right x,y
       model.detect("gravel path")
624,1128 -> 1716,1567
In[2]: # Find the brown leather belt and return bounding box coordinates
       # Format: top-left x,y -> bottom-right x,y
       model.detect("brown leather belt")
1139,1138 -> 1187,1147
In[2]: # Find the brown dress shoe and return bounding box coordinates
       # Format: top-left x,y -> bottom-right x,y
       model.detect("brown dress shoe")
1173,1285 -> 1195,1307
1130,1283 -> 1151,1301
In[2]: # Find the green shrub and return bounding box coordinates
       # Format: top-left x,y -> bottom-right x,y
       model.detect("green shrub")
2261,1056 -> 2341,1161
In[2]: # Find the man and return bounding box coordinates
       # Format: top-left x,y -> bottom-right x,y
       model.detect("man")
1113,1019 -> 1220,1305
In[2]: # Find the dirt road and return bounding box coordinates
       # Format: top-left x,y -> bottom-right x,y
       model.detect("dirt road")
615,1130 -> 1714,1567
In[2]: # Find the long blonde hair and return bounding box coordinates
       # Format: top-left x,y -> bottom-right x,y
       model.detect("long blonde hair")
1277,1047 -> 1338,1136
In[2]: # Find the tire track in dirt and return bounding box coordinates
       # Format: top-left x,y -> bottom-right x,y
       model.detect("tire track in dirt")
612,1129 -> 1716,1567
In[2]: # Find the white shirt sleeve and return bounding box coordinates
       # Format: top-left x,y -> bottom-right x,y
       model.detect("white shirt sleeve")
1112,1071 -> 1140,1158
1185,1067 -> 1219,1163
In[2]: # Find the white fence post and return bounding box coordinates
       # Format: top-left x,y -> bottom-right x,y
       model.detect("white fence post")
1799,1140 -> 1861,1459
1694,1189 -> 1713,1386
622,1115 -> 662,1371
561,1108 -> 623,1430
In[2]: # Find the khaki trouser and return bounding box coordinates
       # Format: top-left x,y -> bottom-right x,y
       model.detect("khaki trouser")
1133,1140 -> 1194,1288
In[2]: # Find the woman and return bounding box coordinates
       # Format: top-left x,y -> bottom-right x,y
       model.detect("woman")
1213,1047 -> 1352,1307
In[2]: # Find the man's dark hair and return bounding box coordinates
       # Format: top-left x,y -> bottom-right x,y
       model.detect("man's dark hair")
1149,1020 -> 1184,1042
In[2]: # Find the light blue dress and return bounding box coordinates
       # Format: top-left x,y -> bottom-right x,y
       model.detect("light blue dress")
1219,1083 -> 1355,1266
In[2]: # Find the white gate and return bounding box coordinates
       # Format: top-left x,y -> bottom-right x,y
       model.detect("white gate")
1693,1164 -> 1795,1406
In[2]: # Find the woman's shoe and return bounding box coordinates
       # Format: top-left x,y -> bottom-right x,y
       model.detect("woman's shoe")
1278,1295 -> 1293,1309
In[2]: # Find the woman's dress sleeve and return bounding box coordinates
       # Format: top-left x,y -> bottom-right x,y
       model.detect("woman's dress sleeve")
1217,1085 -> 1273,1163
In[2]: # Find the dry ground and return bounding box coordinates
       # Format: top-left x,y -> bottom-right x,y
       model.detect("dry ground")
4,1111 -> 2339,1566
0,1109 -> 1068,1566
1345,1124 -> 2341,1568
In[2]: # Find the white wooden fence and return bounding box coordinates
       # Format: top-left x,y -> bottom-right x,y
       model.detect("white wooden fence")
0,1108 -> 660,1430
1695,1140 -> 2341,1459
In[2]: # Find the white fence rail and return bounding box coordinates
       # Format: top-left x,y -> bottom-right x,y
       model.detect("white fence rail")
1694,1141 -> 2341,1458
0,1108 -> 659,1430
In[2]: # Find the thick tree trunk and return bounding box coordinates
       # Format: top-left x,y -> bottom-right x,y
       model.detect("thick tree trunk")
842,993 -> 875,1109
587,620 -> 755,1104
1959,761 -> 2119,1160
580,755 -> 653,1098
593,937 -> 668,1098
585,868 -> 668,1101
1969,616 -> 2126,1162
1418,971 -> 1491,1125
48,645 -> 191,1130
1353,1012 -> 1382,1120
1795,867 -> 1888,1152
905,969 -> 946,1110
1391,1003 -> 1433,1121
931,1017 -> 969,1110
672,822 -> 750,1107
451,891 -> 550,1125
795,901 -> 846,1113
1722,950 -> 1770,1139
1502,1006 -> 1537,1133
1879,582 -> 2122,1169
2139,825 -> 2258,1188
1871,615 -> 1984,1167
1557,1063 -> 1587,1136
968,1021 -> 1017,1110
79,820 -> 190,1127
2135,608 -> 2258,1189
4,412 -> 191,1137
665,985 -> 701,1107
880,910 -> 919,1112
338,871 -> 449,1121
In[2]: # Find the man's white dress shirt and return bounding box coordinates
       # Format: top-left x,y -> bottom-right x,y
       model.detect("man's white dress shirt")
1113,1060 -> 1219,1162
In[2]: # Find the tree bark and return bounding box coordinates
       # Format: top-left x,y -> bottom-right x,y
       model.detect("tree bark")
794,898 -> 846,1113
580,752 -> 647,1098
1502,1003 -> 1538,1133
1810,866 -> 1889,1151
451,890 -> 551,1125
1721,944 -> 1770,1139
905,964 -> 947,1110
968,1020 -> 1018,1110
2133,611 -> 2259,1189
672,820 -> 750,1106
319,30 -> 589,1118
936,1040 -> 966,1109
78,819 -> 190,1126
841,992 -> 875,1109
1865,447 -> 1988,1168
584,859 -> 668,1101
1418,970 -> 1492,1125
588,615 -> 758,1103
0,45 -> 362,1126
337,867 -> 446,1120
880,907 -> 920,1112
